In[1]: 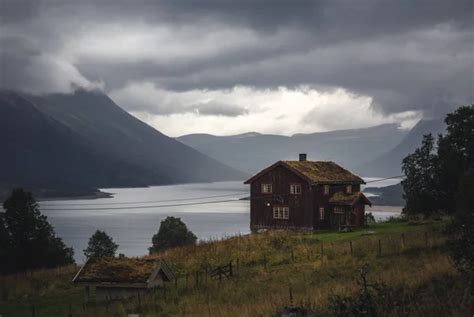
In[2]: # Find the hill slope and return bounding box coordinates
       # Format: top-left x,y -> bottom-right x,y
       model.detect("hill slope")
0,90 -> 246,198
177,124 -> 409,175
356,119 -> 446,177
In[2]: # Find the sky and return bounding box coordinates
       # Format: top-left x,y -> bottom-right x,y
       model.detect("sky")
0,0 -> 472,136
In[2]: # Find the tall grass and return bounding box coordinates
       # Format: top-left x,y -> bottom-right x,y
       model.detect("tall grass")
0,221 -> 469,316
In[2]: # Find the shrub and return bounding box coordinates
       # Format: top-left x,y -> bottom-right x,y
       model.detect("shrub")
149,216 -> 197,253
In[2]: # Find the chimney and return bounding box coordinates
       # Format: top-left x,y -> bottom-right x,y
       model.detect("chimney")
299,153 -> 307,161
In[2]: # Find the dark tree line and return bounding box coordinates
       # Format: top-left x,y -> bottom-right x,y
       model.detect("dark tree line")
402,105 -> 473,272
402,105 -> 473,216
0,189 -> 74,274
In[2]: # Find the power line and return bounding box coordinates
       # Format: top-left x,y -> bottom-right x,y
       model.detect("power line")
40,198 -> 248,211
364,175 -> 404,184
39,192 -> 246,206
38,176 -> 403,210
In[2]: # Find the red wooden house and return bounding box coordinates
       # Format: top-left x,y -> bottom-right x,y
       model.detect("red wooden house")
244,154 -> 371,231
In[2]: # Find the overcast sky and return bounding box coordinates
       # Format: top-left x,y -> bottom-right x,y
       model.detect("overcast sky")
1,0 -> 472,136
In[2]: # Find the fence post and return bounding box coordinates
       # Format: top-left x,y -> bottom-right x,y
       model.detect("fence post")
229,261 -> 233,277
401,233 -> 406,251
237,258 -> 240,275
69,303 -> 72,317
291,249 -> 295,263
349,241 -> 353,257
185,273 -> 189,290
175,276 -> 178,289
289,286 -> 293,306
425,232 -> 429,247
263,254 -> 267,269
378,239 -> 382,256
320,242 -> 324,260
195,271 -> 199,287
31,304 -> 35,317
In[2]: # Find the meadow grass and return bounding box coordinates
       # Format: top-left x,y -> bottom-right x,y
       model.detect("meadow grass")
0,219 -> 469,316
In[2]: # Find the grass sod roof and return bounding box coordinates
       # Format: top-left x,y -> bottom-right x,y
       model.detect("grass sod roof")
72,257 -> 172,285
329,191 -> 372,206
245,160 -> 365,184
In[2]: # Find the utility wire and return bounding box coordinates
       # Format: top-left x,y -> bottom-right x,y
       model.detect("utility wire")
364,175 -> 404,184
39,192 -> 246,206
39,176 -> 404,210
40,198 -> 247,211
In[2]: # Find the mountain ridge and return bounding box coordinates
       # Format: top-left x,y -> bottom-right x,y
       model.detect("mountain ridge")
0,89 -> 247,199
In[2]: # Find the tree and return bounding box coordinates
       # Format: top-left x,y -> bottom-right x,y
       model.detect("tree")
448,168 -> 474,273
437,106 -> 474,213
1,189 -> 74,273
401,105 -> 474,216
401,134 -> 441,215
83,230 -> 118,258
149,216 -> 197,253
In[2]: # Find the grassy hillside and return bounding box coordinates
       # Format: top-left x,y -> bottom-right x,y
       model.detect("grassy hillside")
0,220 -> 469,316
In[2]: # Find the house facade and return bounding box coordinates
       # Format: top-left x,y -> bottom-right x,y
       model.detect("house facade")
244,154 -> 371,231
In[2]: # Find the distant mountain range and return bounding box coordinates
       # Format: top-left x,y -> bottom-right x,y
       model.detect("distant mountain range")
177,119 -> 446,177
0,90 -> 246,199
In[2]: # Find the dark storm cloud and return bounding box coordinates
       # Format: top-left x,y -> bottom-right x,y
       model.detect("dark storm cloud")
0,0 -> 472,117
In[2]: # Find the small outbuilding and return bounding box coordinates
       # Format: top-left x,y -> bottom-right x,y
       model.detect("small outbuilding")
72,257 -> 174,301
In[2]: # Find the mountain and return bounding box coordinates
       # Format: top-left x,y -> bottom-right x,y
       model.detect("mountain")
0,90 -> 246,198
356,119 -> 446,177
177,124 -> 409,175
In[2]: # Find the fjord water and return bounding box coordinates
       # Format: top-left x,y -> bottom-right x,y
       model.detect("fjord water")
39,180 -> 401,263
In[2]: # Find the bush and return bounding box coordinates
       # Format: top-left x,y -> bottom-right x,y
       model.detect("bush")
149,216 -> 197,253
83,230 -> 119,258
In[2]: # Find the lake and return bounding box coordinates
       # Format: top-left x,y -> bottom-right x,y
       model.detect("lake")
39,180 -> 402,263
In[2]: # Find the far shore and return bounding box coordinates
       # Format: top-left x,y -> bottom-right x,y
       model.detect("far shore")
368,205 -> 403,213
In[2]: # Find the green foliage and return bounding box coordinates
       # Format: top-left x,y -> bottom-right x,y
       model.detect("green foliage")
149,216 -> 197,253
447,168 -> 474,273
0,189 -> 74,274
83,230 -> 118,258
401,134 -> 441,215
364,212 -> 375,225
402,105 -> 474,216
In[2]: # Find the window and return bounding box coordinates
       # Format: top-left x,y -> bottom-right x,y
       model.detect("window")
273,206 -> 289,219
290,184 -> 302,194
324,185 -> 330,195
261,183 -> 272,194
334,206 -> 345,213
346,185 -> 352,193
319,207 -> 325,220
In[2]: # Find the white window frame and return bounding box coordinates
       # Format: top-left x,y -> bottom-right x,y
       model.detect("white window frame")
334,206 -> 345,214
261,183 -> 272,194
273,206 -> 289,219
290,184 -> 302,195
346,185 -> 352,193
319,207 -> 325,220
324,185 -> 330,195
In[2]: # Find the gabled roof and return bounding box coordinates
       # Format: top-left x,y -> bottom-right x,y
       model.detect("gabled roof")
244,160 -> 365,185
329,192 -> 372,206
72,257 -> 174,286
